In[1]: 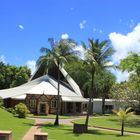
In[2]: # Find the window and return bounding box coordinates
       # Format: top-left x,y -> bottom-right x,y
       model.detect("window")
30,99 -> 36,108
51,100 -> 57,108
105,105 -> 113,112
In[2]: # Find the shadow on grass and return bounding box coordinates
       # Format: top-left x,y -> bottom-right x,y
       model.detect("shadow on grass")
125,119 -> 140,128
42,123 -> 127,137
108,118 -> 140,128
116,134 -> 129,137
23,122 -> 34,126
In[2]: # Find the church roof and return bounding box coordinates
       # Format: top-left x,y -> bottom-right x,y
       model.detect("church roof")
0,67 -> 88,102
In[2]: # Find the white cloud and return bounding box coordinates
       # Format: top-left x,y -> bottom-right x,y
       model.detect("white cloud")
99,29 -> 103,34
129,19 -> 135,29
79,20 -> 87,29
73,45 -> 85,60
111,69 -> 129,83
109,23 -> 140,82
61,33 -> 69,39
18,24 -> 24,30
0,55 -> 6,63
26,60 -> 36,75
93,28 -> 103,34
109,23 -> 140,64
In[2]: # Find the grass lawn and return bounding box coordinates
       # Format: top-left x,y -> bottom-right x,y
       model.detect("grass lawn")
28,114 -> 82,119
0,108 -> 34,140
42,124 -> 140,140
74,115 -> 140,133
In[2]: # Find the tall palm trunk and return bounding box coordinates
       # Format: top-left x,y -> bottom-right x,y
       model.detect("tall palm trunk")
54,61 -> 60,125
85,97 -> 92,126
102,93 -> 105,114
85,69 -> 94,126
121,119 -> 124,136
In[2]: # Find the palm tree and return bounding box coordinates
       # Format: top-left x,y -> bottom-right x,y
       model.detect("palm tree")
113,107 -> 134,136
94,69 -> 116,114
82,39 -> 115,127
38,38 -> 77,125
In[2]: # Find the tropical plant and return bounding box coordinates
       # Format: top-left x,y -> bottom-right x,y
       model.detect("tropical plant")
120,52 -> 140,77
15,103 -> 29,118
113,107 -> 134,136
82,39 -> 115,126
38,38 -> 77,125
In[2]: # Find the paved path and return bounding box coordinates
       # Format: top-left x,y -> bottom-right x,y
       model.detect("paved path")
22,119 -> 43,140
21,116 -> 87,140
22,116 -> 140,139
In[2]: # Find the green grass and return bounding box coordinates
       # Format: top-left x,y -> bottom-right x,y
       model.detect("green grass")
0,108 -> 34,140
74,115 -> 140,133
28,114 -> 82,119
42,124 -> 140,140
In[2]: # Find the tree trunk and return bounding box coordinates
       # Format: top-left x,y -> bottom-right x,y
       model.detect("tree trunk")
102,94 -> 105,114
85,69 -> 94,127
121,119 -> 124,136
54,62 -> 60,126
85,97 -> 92,126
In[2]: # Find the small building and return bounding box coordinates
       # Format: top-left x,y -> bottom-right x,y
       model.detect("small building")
93,99 -> 119,114
92,98 -> 139,114
0,64 -> 88,115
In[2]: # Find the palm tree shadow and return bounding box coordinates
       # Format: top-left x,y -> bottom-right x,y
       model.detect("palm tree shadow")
125,119 -> 140,128
116,134 -> 129,137
43,123 -> 132,138
23,122 -> 34,126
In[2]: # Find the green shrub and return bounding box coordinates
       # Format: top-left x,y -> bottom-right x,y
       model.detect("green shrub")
0,97 -> 3,108
15,103 -> 29,118
6,108 -> 16,115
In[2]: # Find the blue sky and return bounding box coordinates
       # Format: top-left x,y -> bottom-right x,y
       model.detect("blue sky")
1,0 -> 140,82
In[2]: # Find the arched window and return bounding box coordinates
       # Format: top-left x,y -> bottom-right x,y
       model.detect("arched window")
30,99 -> 36,108
51,100 -> 57,108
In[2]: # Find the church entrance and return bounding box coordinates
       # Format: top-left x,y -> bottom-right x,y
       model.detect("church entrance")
38,102 -> 49,115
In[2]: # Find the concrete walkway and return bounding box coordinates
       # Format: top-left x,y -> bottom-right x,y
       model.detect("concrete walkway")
22,119 -> 43,140
21,117 -> 86,140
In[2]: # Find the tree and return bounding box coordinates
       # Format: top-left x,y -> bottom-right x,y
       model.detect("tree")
0,62 -> 7,89
94,69 -> 116,114
110,82 -> 137,108
0,62 -> 31,89
113,107 -> 134,136
10,66 -> 31,87
82,39 -> 115,126
120,52 -> 140,77
120,52 -> 140,110
65,60 -> 89,97
38,38 -> 77,125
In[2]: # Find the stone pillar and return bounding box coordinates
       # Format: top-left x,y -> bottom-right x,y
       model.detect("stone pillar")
0,130 -> 12,140
73,102 -> 76,113
64,102 -> 67,114
34,132 -> 48,140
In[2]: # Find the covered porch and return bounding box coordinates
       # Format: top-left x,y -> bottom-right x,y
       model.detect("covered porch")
61,96 -> 88,115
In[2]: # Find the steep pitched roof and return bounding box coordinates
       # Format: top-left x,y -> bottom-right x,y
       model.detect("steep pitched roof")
0,65 -> 87,102
30,63 -> 82,96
